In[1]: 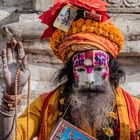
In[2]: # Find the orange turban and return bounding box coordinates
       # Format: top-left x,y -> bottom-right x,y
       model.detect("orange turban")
50,18 -> 124,63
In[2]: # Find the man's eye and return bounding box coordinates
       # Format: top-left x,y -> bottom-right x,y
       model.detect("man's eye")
94,66 -> 103,71
77,68 -> 85,72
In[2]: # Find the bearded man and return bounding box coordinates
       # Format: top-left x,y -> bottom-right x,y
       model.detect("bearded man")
0,0 -> 140,140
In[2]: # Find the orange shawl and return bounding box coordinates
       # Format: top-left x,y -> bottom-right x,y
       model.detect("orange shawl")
38,85 -> 140,140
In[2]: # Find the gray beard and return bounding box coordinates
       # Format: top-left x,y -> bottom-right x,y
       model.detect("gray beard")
69,81 -> 116,133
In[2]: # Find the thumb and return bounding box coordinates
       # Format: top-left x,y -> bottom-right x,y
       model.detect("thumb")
22,55 -> 28,69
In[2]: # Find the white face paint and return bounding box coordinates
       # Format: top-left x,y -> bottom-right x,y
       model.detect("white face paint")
72,50 -> 109,88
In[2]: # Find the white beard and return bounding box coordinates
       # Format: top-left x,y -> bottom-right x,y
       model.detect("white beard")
69,81 -> 116,133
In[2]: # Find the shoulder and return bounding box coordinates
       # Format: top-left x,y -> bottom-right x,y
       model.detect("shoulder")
40,84 -> 65,104
120,87 -> 140,107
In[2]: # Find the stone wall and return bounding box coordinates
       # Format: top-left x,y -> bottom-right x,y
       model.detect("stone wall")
0,0 -> 140,115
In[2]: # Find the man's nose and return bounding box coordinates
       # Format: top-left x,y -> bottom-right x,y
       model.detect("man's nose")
86,73 -> 95,84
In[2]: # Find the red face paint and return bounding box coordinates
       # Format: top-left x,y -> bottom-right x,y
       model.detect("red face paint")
72,50 -> 110,84
87,66 -> 93,74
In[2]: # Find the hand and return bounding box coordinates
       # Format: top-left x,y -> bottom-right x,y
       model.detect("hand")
2,38 -> 30,95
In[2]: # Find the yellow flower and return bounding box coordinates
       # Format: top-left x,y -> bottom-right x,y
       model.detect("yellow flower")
82,24 -> 87,32
59,112 -> 63,116
98,29 -> 103,34
87,26 -> 94,33
104,31 -> 108,37
109,112 -> 117,120
103,127 -> 114,137
102,25 -> 109,32
59,98 -> 65,104
73,27 -> 78,34
110,34 -> 114,40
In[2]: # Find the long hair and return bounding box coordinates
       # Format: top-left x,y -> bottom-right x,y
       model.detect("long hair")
54,55 -> 125,97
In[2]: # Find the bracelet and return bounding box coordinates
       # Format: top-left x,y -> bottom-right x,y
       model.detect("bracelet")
3,90 -> 22,101
2,97 -> 20,110
0,105 -> 15,116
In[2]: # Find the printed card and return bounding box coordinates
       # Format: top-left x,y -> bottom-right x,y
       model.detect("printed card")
48,119 -> 97,140
53,5 -> 78,32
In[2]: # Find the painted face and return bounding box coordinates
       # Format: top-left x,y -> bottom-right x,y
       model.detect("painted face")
72,50 -> 109,88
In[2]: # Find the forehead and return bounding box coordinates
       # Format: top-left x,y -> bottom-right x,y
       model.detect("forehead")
72,50 -> 109,66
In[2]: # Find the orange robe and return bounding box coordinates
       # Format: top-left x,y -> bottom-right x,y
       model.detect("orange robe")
16,85 -> 140,140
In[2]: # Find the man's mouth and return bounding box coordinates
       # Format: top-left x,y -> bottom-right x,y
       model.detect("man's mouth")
79,85 -> 106,94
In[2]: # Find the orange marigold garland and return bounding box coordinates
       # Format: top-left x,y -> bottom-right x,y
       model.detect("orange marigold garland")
50,18 -> 124,59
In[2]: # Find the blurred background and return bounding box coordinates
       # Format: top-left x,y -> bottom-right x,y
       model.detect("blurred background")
0,0 -> 140,115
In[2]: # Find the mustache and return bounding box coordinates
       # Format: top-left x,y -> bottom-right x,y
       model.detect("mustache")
78,85 -> 106,94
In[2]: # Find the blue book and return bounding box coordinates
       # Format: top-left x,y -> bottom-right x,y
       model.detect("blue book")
48,119 -> 97,140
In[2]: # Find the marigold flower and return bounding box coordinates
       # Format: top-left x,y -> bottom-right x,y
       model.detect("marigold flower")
59,98 -> 65,104
85,19 -> 92,25
89,26 -> 95,32
110,34 -> 114,40
87,25 -> 94,33
73,27 -> 78,34
94,22 -> 98,27
109,111 -> 117,120
98,29 -> 103,34
82,24 -> 87,32
102,25 -> 109,32
103,127 -> 114,137
77,18 -> 85,27
104,31 -> 108,37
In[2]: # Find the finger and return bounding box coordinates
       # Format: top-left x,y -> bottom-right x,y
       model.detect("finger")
10,38 -> 18,62
2,49 -> 9,72
10,37 -> 17,48
6,42 -> 14,64
17,41 -> 25,60
22,55 -> 28,69
2,49 -> 8,65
